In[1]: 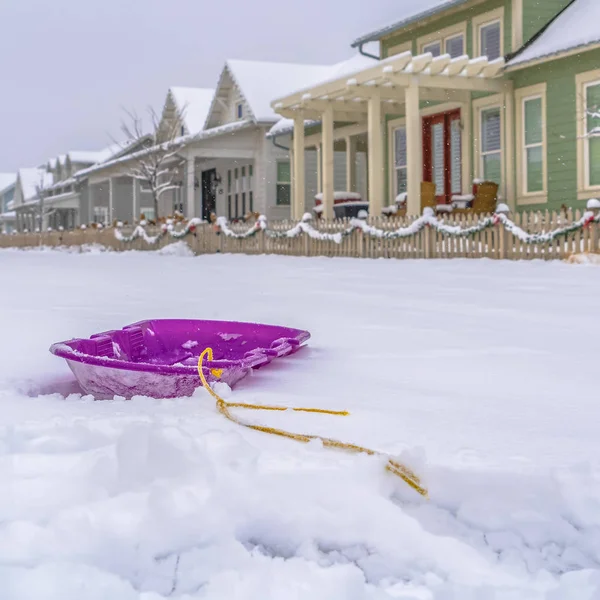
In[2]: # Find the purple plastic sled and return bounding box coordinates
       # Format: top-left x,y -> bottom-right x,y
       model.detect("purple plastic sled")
49,319 -> 310,399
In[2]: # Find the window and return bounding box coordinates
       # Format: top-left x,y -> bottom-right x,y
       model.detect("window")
473,9 -> 504,60
419,24 -> 466,59
236,103 -> 243,119
480,107 -> 502,183
480,21 -> 501,60
586,82 -> 600,187
93,206 -> 109,225
180,125 -> 185,137
227,165 -> 254,219
249,165 -> 254,212
393,126 -> 407,197
523,96 -> 544,193
422,41 -> 441,57
445,34 -> 464,58
276,161 -> 291,205
141,207 -> 155,220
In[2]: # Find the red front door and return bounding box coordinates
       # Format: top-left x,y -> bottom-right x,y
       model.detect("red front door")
423,109 -> 462,204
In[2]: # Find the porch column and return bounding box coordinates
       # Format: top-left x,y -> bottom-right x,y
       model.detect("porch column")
316,144 -> 322,193
186,155 -> 195,218
321,105 -> 334,220
132,177 -> 137,221
293,115 -> 306,220
108,178 -> 114,224
345,135 -> 356,193
504,86 -> 516,210
367,95 -> 384,216
405,81 -> 423,216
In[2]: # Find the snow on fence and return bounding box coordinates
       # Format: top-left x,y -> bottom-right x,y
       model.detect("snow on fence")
2,205 -> 599,261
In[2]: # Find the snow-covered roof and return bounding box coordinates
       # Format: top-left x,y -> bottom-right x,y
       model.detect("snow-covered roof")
68,149 -> 115,164
266,53 -> 384,137
0,173 -> 16,194
18,167 -> 53,202
169,87 -> 215,135
351,0 -> 469,48
75,120 -> 255,178
508,0 -> 600,68
224,59 -> 335,123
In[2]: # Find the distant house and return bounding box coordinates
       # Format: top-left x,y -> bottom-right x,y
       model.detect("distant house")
77,59 -> 362,223
12,143 -> 148,231
0,173 -> 17,233
269,0 -> 600,217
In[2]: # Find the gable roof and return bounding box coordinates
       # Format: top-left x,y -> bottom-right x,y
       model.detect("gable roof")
267,53 -> 380,138
18,167 -> 53,202
508,0 -> 598,68
168,87 -> 214,135
205,59 -> 335,127
351,0 -> 470,48
0,173 -> 16,195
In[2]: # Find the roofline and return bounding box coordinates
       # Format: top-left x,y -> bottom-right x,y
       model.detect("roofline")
0,181 -> 16,196
505,40 -> 600,71
351,0 -> 473,47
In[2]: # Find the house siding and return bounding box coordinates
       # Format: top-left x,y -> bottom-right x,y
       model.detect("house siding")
522,0 -> 572,45
508,47 -> 600,210
381,0 -> 512,58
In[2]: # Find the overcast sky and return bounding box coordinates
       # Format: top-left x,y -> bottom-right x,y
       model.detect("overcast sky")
0,0 -> 426,172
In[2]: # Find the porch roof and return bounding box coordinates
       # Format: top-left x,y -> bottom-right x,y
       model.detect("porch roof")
271,51 -> 507,118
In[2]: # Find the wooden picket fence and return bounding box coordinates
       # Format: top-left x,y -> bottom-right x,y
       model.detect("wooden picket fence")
1,208 -> 598,261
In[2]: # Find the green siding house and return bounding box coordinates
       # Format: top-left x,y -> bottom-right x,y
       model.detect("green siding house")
271,0 -> 600,218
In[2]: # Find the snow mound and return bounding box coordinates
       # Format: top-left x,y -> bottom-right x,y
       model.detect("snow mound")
155,241 -> 195,257
566,253 -> 600,265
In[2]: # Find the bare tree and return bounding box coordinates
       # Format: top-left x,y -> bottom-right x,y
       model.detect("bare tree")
118,107 -> 185,221
35,170 -> 54,232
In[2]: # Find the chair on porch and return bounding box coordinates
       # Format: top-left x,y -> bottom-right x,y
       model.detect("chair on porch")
420,181 -> 437,213
472,181 -> 499,214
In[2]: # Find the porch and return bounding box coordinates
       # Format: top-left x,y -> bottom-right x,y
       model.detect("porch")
271,51 -> 513,219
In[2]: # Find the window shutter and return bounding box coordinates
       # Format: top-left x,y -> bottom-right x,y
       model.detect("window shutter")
394,127 -> 407,168
481,22 -> 501,60
445,36 -> 464,59
482,108 -> 501,153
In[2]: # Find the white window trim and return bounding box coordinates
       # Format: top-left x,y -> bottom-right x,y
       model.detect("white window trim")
472,7 -> 504,59
422,40 -> 442,56
387,101 -> 471,203
418,22 -> 467,56
390,122 -> 407,199
276,160 -> 291,205
473,94 -> 504,189
385,40 -> 412,58
515,84 -> 547,204
576,69 -> 600,200
93,206 -> 109,225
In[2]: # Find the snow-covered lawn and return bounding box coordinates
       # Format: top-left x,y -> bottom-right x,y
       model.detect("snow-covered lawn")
1,246 -> 599,600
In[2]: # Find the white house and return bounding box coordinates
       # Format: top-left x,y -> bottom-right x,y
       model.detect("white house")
0,173 -> 17,233
75,58 -> 368,223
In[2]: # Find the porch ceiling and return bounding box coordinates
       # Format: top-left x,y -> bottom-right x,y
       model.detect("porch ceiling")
272,51 -> 507,115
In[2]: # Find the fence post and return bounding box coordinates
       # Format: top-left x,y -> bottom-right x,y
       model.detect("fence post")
496,204 -> 510,260
587,199 -> 600,253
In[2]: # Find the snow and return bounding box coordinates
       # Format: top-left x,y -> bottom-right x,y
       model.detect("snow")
352,0 -> 466,47
225,59 -> 334,123
1,250 -> 600,598
18,167 -> 53,202
315,191 -> 362,201
169,87 -> 215,135
508,0 -> 600,67
0,172 -> 16,194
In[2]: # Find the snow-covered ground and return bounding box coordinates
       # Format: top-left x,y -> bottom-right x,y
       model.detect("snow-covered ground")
1,246 -> 599,599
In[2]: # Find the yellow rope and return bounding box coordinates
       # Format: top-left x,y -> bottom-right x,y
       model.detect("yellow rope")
198,348 -> 428,498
